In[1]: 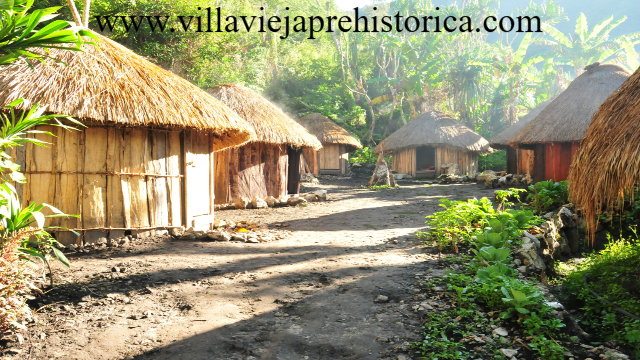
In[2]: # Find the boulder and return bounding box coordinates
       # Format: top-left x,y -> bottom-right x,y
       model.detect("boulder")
440,163 -> 460,175
303,193 -> 318,202
233,197 -> 250,209
169,227 -> 185,237
252,196 -> 268,209
514,237 -> 545,272
314,190 -> 327,201
265,196 -> 279,207
231,233 -> 247,242
287,196 -> 307,207
477,170 -> 496,182
278,195 -> 290,206
213,218 -> 227,228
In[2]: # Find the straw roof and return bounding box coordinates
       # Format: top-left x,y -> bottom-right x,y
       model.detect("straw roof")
297,113 -> 362,151
568,65 -> 640,244
489,99 -> 553,150
0,32 -> 254,151
208,84 -> 321,150
373,111 -> 491,154
509,63 -> 629,146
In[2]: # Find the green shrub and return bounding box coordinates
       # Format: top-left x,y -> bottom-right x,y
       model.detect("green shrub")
563,234 -> 640,356
526,180 -> 569,213
478,150 -> 506,172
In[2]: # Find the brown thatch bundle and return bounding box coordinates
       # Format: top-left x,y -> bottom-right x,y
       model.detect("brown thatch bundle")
509,63 -> 629,146
490,99 -> 553,150
373,111 -> 491,154
209,84 -> 322,150
0,32 -> 254,151
568,65 -> 640,243
297,113 -> 362,151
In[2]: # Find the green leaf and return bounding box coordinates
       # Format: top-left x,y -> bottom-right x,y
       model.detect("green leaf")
31,210 -> 44,228
575,13 -> 588,41
51,246 -> 70,267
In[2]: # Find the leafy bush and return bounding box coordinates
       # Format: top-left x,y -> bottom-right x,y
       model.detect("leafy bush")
0,230 -> 39,338
478,150 -> 506,172
563,233 -> 640,356
349,146 -> 376,164
526,180 -> 569,213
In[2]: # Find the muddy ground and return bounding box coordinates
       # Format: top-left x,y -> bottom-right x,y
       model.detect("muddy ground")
2,177 -> 495,360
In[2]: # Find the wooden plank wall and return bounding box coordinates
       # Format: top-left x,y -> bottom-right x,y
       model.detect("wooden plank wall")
19,126 -> 185,245
339,145 -> 349,175
302,148 -> 319,175
544,142 -> 580,182
213,142 -> 288,204
434,146 -> 478,176
391,148 -> 415,177
516,149 -> 534,176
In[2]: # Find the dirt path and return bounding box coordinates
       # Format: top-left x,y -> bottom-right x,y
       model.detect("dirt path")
6,178 -> 494,360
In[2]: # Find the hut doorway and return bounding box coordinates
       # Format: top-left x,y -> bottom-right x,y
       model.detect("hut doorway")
287,146 -> 302,195
185,130 -> 214,230
415,146 -> 437,179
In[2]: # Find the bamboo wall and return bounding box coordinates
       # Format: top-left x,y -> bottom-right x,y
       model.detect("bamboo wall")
213,142 -> 288,204
530,142 -> 579,182
391,148 -> 416,177
303,144 -> 349,176
516,149 -> 535,176
15,126 -> 217,246
391,146 -> 478,178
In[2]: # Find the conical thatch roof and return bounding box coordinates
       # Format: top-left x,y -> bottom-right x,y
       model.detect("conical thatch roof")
0,32 -> 254,151
509,63 -> 629,146
297,113 -> 362,151
568,65 -> 640,243
373,111 -> 491,154
490,99 -> 553,150
208,84 -> 322,150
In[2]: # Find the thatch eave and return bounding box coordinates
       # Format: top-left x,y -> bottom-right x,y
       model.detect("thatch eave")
209,84 -> 322,150
373,111 -> 491,155
297,113 -> 362,150
508,63 -> 629,146
0,31 -> 255,151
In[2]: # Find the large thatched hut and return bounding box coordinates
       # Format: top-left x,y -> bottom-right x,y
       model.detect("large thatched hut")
0,33 -> 255,245
209,84 -> 321,204
297,113 -> 362,176
490,99 -> 553,175
568,65 -> 640,241
509,63 -> 629,182
374,111 -> 491,178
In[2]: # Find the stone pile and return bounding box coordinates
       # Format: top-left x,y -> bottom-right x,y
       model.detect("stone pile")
514,205 -> 580,276
478,170 -> 534,189
215,190 -> 327,210
177,220 -> 290,244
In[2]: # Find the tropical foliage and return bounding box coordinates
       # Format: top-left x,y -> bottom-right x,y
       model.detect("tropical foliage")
35,0 -> 640,146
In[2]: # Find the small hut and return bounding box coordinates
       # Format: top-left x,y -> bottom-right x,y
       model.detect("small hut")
490,99 -> 553,175
508,63 -> 629,182
297,113 -> 362,176
568,65 -> 640,241
209,84 -> 322,204
374,111 -> 490,178
0,33 -> 255,245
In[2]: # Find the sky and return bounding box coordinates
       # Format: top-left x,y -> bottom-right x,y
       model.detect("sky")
336,0 -> 374,11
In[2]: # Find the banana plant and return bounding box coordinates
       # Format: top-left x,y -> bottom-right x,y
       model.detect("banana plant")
538,13 -> 640,76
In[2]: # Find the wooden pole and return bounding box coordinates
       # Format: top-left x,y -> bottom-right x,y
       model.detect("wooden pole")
66,0 -> 84,27
83,0 -> 91,28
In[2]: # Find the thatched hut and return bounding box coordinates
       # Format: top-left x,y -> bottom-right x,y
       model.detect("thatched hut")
0,32 -> 255,245
208,84 -> 322,204
297,113 -> 362,176
508,63 -> 629,182
490,100 -> 553,175
568,65 -> 640,241
374,111 -> 490,178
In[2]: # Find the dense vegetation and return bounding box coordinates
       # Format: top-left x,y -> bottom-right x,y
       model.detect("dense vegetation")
37,0 -> 640,147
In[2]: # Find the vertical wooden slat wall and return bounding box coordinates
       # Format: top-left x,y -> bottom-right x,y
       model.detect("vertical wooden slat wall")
213,142 -> 289,204
20,126 -> 186,245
